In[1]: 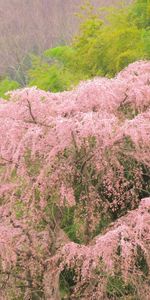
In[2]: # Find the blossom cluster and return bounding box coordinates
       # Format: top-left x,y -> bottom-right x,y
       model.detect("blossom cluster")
50,198 -> 150,299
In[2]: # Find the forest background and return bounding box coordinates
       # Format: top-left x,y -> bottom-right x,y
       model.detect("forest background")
1,0 -> 147,97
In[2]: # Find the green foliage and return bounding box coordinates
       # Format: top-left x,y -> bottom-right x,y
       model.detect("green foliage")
24,149 -> 41,177
0,1 -> 149,94
44,192 -> 62,228
140,164 -> 150,198
26,0 -> 150,93
28,55 -> 66,92
106,275 -> 137,298
61,207 -> 82,243
142,29 -> 150,57
135,244 -> 149,276
93,215 -> 111,237
13,200 -> 25,219
73,1 -> 149,77
28,48 -> 85,92
59,268 -> 76,299
129,0 -> 150,29
44,46 -> 75,66
0,78 -> 20,99
73,15 -> 104,76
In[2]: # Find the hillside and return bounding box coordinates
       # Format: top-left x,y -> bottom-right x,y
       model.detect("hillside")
0,0 -> 131,75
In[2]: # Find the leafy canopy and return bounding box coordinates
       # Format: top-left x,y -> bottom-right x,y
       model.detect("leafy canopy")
0,78 -> 20,99
27,0 -> 150,92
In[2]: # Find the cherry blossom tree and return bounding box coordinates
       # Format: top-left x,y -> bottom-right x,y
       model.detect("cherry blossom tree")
0,61 -> 150,299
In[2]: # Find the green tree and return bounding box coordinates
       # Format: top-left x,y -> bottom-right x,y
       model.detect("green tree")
28,47 -> 85,92
129,0 -> 150,29
27,0 -> 150,92
73,1 -> 149,77
0,78 -> 20,99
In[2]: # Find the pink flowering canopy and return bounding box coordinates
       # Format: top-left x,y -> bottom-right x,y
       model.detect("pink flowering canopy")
0,61 -> 150,299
